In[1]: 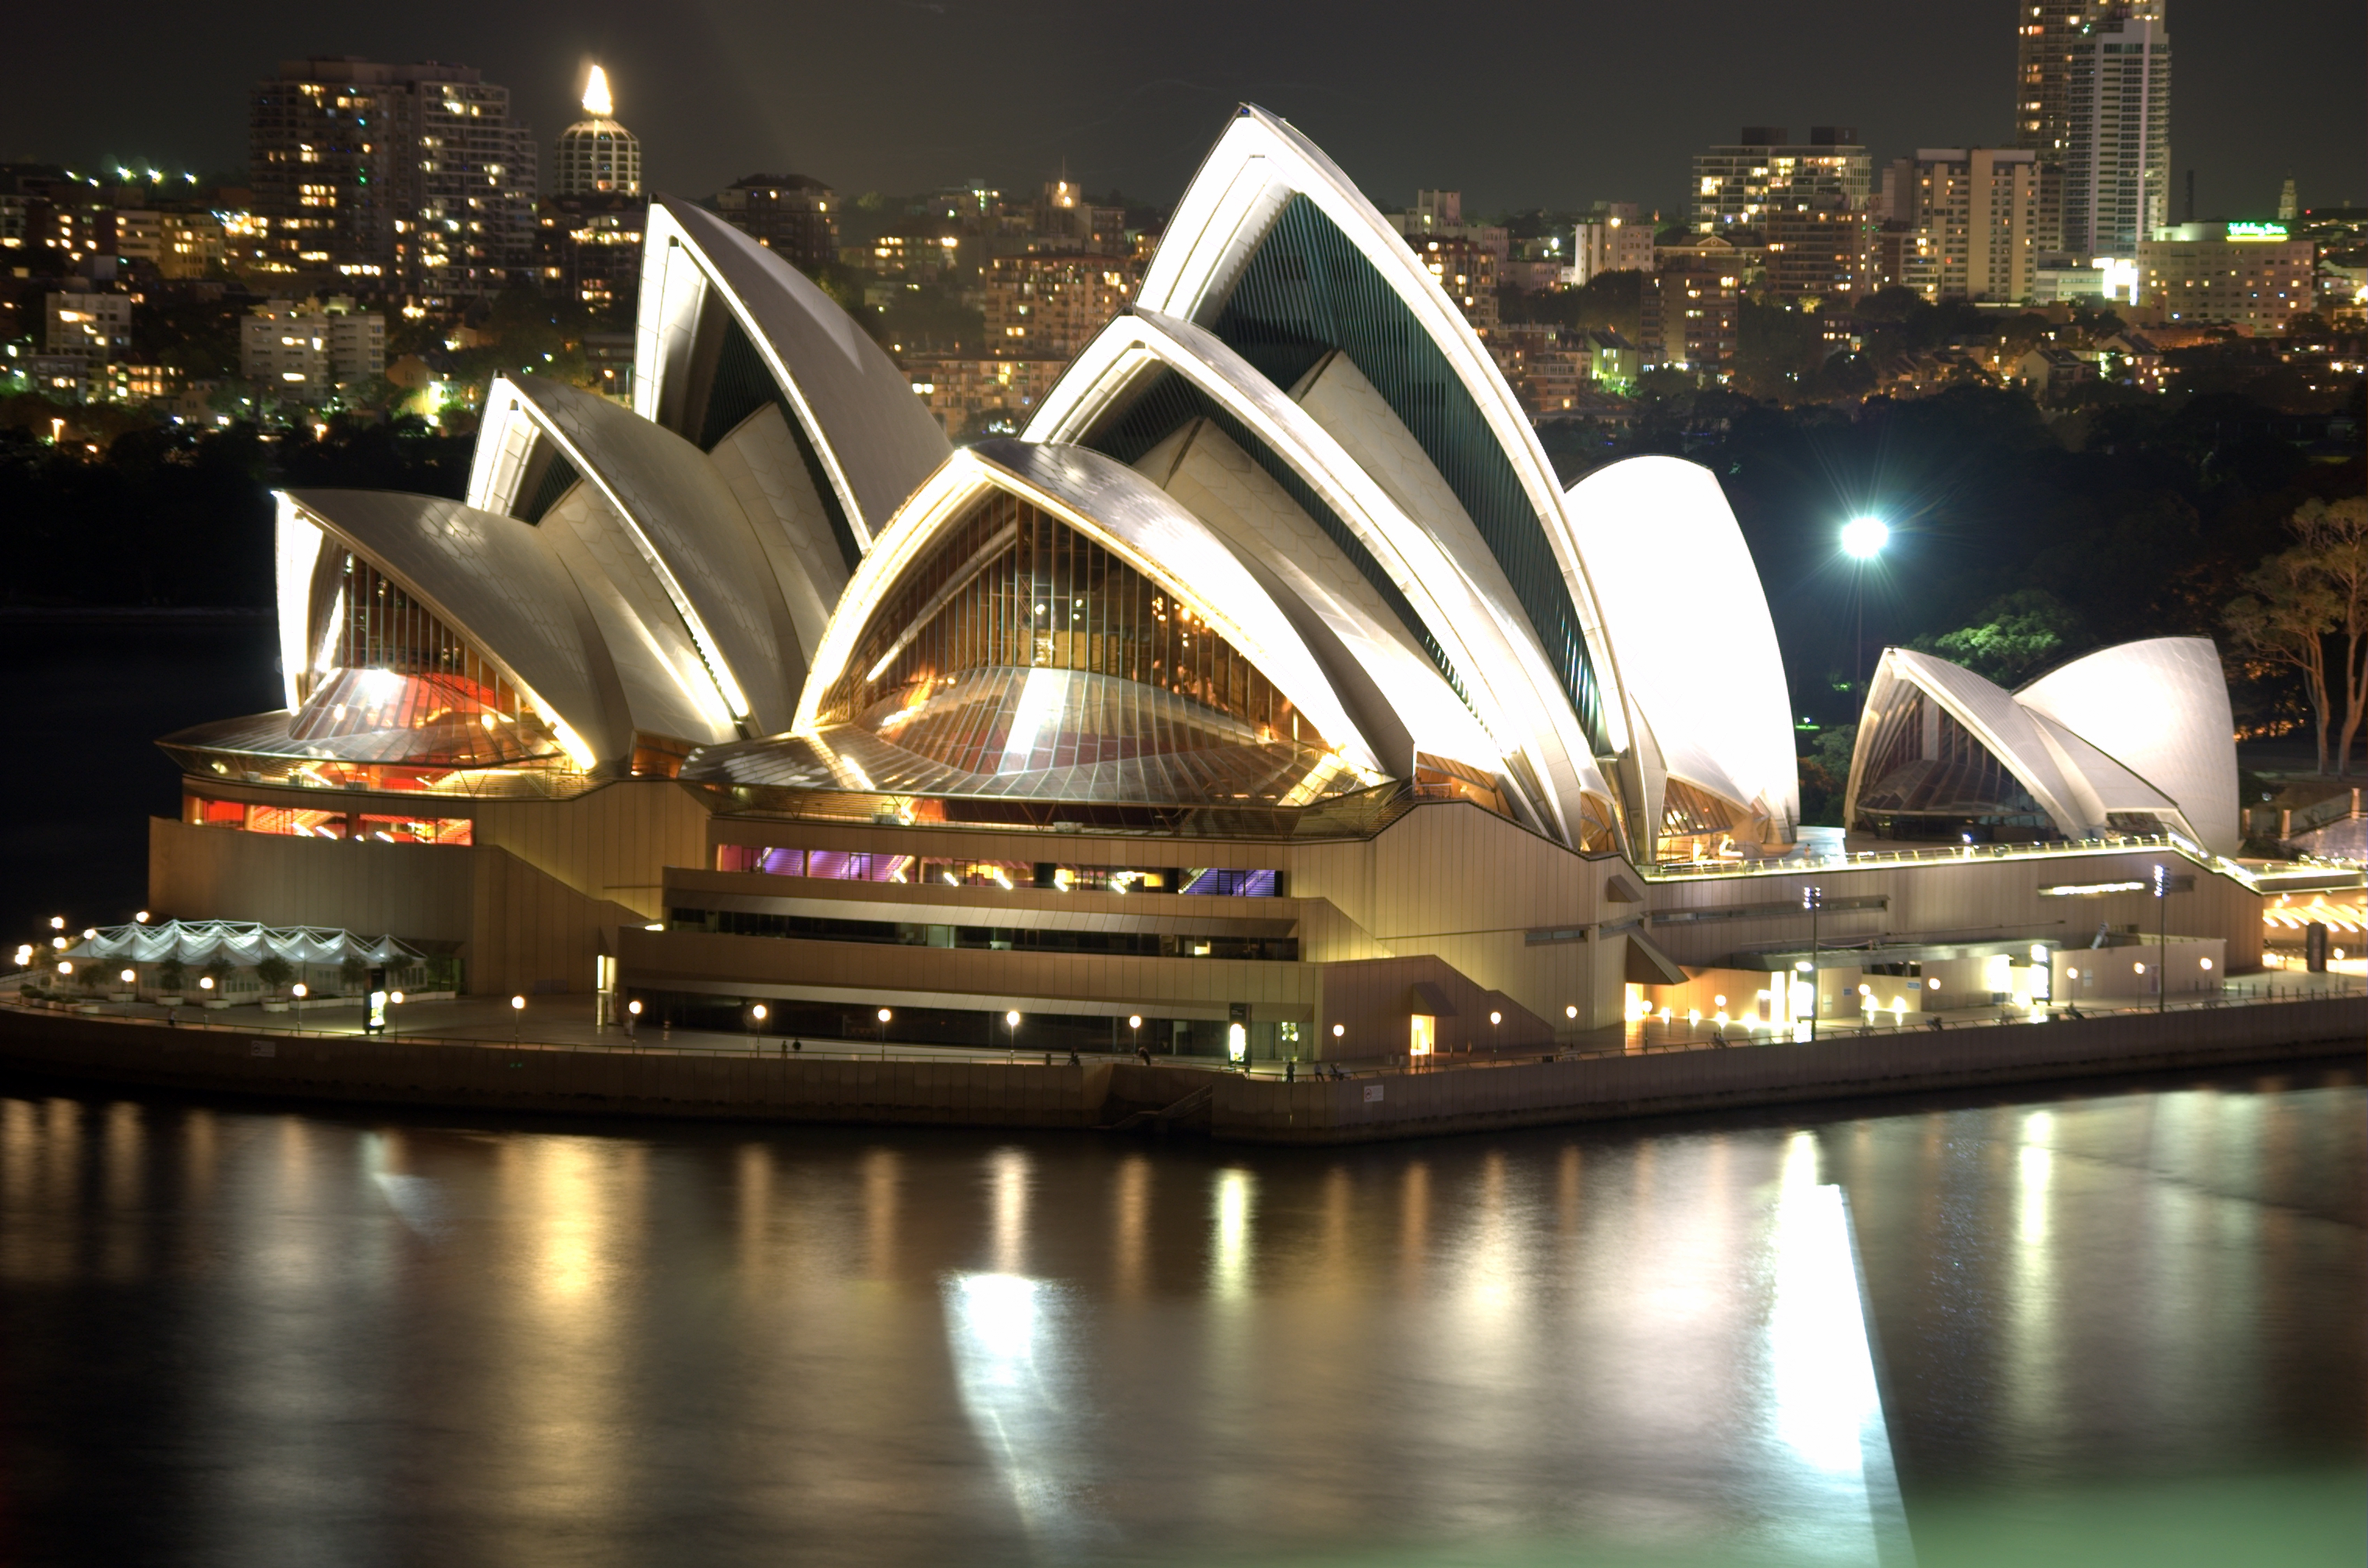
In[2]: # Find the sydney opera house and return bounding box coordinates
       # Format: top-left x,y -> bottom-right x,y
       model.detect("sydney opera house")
152,107 -> 2275,1057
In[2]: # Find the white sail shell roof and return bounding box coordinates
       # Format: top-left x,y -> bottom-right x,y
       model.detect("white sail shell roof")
795,440 -> 1380,776
1132,104 -> 1631,760
468,374 -> 804,734
1564,454 -> 1801,842
279,489 -> 628,768
2017,637 -> 2240,856
1847,645 -> 2232,852
635,196 -> 949,548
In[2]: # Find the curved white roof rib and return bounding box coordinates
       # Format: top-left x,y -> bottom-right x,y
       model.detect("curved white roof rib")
1846,646 -> 2205,846
279,489 -> 630,769
1564,456 -> 1801,846
486,375 -> 806,736
2018,637 -> 2239,856
634,197 -> 949,548
1133,417 -> 1520,821
1022,307 -> 1607,843
1131,104 -> 1630,758
794,440 -> 1380,776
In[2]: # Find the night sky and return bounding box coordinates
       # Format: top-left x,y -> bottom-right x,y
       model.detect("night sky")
7,1 -> 2361,220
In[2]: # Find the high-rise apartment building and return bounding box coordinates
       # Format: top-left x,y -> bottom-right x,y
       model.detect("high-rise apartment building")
1692,127 -> 1871,234
712,175 -> 836,270
1886,149 -> 2043,302
983,253 -> 1134,358
553,66 -> 641,197
2062,9 -> 2171,259
249,58 -> 537,295
1759,200 -> 1875,302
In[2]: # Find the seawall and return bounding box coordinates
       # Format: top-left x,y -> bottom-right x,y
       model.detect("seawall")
0,998 -> 2357,1143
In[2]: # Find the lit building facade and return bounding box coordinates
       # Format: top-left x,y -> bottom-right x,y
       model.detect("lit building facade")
249,57 -> 538,293
2062,8 -> 2171,259
1570,207 -> 1655,284
983,253 -> 1136,358
146,107 -> 2267,1054
2138,222 -> 2316,332
1692,128 -> 1871,234
712,175 -> 836,270
239,297 -> 386,403
1888,148 -> 2043,302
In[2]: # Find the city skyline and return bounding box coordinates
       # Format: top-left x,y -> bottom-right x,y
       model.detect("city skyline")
5,0 -> 2358,221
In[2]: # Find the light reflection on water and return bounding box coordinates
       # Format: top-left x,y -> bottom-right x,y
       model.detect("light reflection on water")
0,1069 -> 2356,1567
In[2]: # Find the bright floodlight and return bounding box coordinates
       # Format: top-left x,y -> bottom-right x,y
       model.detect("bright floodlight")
1841,516 -> 1889,558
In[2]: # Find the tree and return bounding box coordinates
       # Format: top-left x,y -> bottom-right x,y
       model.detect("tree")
1911,590 -> 2085,688
2292,496 -> 2368,774
2224,548 -> 2338,773
253,953 -> 294,1000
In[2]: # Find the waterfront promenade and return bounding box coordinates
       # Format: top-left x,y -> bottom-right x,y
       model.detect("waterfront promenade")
1,976 -> 2359,1143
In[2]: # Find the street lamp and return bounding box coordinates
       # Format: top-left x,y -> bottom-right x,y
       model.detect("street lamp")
1802,885 -> 1823,1040
1128,1012 -> 1142,1058
877,1006 -> 892,1047
1005,1008 -> 1020,1052
1840,515 -> 1887,692
624,998 -> 640,1039
510,994 -> 525,1041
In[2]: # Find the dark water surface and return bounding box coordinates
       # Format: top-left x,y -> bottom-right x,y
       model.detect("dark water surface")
0,1067 -> 2357,1568
0,615 -> 281,945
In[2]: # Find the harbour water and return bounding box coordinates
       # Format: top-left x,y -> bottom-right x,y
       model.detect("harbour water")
0,1065 -> 2356,1566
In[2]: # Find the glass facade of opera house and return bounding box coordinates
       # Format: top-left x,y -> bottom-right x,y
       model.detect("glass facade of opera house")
143,107 -> 2278,1056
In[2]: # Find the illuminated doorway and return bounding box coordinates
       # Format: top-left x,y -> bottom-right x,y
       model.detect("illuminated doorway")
1409,1013 -> 1435,1064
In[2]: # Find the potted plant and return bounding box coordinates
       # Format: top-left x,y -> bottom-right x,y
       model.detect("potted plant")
199,955 -> 235,1008
255,954 -> 295,1012
157,957 -> 188,1005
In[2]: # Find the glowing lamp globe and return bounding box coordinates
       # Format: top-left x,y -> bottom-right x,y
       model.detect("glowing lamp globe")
1841,517 -> 1889,558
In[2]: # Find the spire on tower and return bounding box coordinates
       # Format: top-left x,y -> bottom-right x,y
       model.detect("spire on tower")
583,65 -> 613,118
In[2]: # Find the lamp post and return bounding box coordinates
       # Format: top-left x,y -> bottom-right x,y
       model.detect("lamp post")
1840,516 -> 1888,692
1802,885 -> 1823,1040
877,1007 -> 893,1051
624,998 -> 640,1040
1128,1013 -> 1142,1058
1005,1008 -> 1020,1055
510,994 -> 525,1041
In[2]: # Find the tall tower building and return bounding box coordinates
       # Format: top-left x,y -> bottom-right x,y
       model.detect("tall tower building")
2062,7 -> 2171,259
554,65 -> 641,196
250,58 -> 537,295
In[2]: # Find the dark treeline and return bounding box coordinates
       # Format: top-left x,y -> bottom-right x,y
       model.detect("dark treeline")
1546,383 -> 2365,733
3,383 -> 2359,774
0,415 -> 474,609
